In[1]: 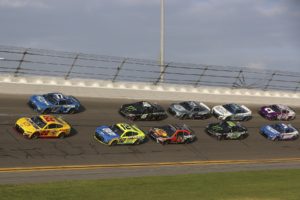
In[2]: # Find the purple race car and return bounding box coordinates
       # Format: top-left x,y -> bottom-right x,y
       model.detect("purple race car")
259,104 -> 296,121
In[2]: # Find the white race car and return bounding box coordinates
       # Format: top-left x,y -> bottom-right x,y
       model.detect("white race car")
212,103 -> 252,121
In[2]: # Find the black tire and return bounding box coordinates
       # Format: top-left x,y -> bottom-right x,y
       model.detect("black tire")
217,135 -> 224,140
243,116 -> 251,121
273,137 -> 280,141
31,132 -> 39,139
134,139 -> 141,145
43,108 -> 51,114
110,140 -> 118,146
181,115 -> 188,120
224,116 -> 231,121
58,132 -> 65,139
68,109 -> 75,114
161,140 -> 169,145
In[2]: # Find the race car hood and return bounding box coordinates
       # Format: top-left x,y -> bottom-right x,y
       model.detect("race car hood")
213,105 -> 232,116
152,128 -> 168,138
120,104 -> 139,114
261,125 -> 280,138
260,106 -> 277,117
16,118 -> 39,133
171,104 -> 186,112
95,126 -> 120,140
30,95 -> 52,108
208,123 -> 223,133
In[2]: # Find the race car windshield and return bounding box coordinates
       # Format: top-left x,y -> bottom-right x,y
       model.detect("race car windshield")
43,94 -> 57,105
30,116 -> 47,128
180,102 -> 192,111
224,104 -> 245,114
272,124 -> 294,133
162,125 -> 177,137
110,125 -> 123,136
270,105 -> 280,112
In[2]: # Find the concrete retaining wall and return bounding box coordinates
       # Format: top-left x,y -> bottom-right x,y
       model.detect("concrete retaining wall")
0,74 -> 299,106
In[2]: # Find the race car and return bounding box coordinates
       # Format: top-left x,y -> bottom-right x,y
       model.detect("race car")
259,104 -> 296,121
119,101 -> 167,121
260,123 -> 299,141
168,101 -> 211,119
148,124 -> 196,144
28,92 -> 81,114
94,123 -> 146,146
15,115 -> 71,139
212,103 -> 252,121
205,121 -> 248,140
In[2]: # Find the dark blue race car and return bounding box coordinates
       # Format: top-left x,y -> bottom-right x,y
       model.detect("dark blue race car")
260,123 -> 299,141
28,93 -> 81,114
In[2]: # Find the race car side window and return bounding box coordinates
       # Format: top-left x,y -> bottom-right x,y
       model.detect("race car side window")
46,124 -> 57,129
59,100 -> 67,105
193,108 -> 200,112
124,132 -> 133,137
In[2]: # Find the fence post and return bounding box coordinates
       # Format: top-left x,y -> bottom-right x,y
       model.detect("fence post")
294,82 -> 300,92
194,67 -> 208,87
112,58 -> 127,82
65,54 -> 79,80
154,63 -> 168,85
264,72 -> 276,90
14,49 -> 28,77
232,70 -> 244,88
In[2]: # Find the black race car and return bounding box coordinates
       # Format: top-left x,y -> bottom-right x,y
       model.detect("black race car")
119,101 -> 167,121
205,121 -> 248,140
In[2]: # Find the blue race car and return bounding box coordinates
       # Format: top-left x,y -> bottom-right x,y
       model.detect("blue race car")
28,93 -> 81,114
260,123 -> 299,141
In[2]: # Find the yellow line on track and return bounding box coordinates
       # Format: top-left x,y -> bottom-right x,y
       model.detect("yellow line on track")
1,157 -> 300,173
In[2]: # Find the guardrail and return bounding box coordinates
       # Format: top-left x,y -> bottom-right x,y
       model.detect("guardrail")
0,45 -> 299,92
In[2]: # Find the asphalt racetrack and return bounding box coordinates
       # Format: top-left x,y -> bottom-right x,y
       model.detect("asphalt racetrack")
0,94 -> 300,183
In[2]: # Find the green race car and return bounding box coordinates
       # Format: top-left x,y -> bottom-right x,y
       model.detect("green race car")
94,123 -> 146,146
205,121 -> 248,140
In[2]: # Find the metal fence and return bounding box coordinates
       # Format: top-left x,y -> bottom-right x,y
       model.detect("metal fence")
0,45 -> 299,92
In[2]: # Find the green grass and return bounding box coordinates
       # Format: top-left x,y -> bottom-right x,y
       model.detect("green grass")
1,169 -> 300,200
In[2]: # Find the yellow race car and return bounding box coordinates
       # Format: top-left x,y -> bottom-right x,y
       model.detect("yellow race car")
15,115 -> 71,139
94,123 -> 146,146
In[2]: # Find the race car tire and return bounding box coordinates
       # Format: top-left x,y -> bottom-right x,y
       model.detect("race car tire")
110,140 -> 118,146
68,109 -> 75,114
217,135 -> 224,140
31,133 -> 39,139
224,116 -> 231,121
42,109 -> 51,114
161,140 -> 169,145
243,116 -> 252,121
58,132 -> 65,139
134,139 -> 141,145
181,115 -> 188,120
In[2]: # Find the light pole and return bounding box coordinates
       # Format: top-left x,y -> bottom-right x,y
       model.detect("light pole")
160,0 -> 165,82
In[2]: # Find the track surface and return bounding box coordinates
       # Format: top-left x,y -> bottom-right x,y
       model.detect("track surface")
1,94 -> 300,169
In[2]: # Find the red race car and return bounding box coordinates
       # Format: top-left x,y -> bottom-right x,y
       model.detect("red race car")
148,124 -> 196,144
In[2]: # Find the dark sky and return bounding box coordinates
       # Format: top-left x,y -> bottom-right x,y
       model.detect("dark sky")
0,0 -> 299,72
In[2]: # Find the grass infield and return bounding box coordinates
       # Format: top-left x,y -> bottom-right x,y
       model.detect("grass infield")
1,169 -> 300,200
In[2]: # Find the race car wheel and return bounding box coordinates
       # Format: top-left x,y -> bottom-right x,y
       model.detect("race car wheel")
110,140 -> 118,146
217,135 -> 224,140
43,109 -> 51,114
134,139 -> 140,145
181,115 -> 188,120
58,132 -> 65,139
243,116 -> 251,121
68,109 -> 75,114
31,133 -> 39,139
224,116 -> 231,121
